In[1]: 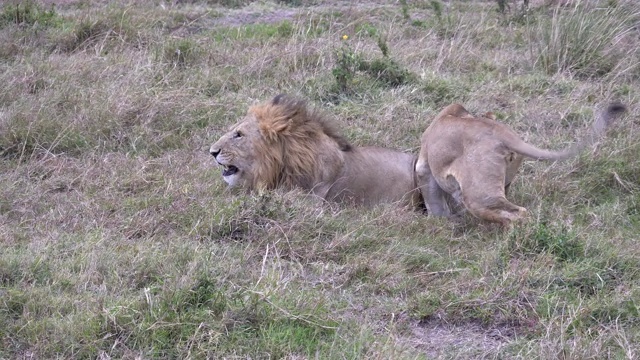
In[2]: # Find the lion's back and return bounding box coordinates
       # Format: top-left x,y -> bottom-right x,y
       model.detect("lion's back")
325,147 -> 421,207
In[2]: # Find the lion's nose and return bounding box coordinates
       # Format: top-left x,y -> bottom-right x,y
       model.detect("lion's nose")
210,148 -> 220,158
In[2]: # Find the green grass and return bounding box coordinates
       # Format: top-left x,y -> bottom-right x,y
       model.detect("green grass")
0,0 -> 639,358
0,1 -> 61,28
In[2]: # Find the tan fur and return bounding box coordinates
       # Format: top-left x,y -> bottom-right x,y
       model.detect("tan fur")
210,95 -> 422,207
415,103 -> 627,225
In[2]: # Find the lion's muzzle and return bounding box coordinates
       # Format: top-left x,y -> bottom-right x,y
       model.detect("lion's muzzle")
210,147 -> 241,186
222,165 -> 238,176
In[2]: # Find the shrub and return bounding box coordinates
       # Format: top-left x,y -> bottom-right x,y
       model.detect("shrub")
332,34 -> 416,93
358,57 -> 416,87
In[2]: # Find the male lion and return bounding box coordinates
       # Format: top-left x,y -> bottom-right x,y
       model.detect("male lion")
415,103 -> 627,225
210,95 -> 423,207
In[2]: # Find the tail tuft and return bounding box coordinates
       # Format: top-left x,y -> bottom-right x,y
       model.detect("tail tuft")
607,102 -> 627,113
593,102 -> 627,134
607,102 -> 627,115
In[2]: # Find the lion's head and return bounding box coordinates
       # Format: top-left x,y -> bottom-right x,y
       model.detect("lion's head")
209,95 -> 351,191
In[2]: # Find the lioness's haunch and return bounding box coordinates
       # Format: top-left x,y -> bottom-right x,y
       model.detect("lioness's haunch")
209,95 -> 423,208
415,103 -> 627,225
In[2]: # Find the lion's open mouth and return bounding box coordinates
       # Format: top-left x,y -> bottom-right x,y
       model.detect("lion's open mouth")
222,165 -> 238,177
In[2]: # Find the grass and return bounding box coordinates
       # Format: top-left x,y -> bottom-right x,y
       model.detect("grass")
0,0 -> 639,358
529,2 -> 640,78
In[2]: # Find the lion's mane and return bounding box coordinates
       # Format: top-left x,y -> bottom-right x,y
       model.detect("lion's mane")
246,95 -> 350,190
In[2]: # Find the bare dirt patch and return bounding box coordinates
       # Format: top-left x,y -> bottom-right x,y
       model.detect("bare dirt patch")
208,1 -> 394,27
212,6 -> 299,27
407,317 -> 515,358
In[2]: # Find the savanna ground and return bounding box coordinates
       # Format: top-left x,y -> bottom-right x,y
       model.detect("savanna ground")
1,0 -> 639,358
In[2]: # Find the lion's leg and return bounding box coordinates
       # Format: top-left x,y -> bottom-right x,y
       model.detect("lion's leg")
465,195 -> 527,226
458,156 -> 527,225
428,175 -> 452,216
415,158 -> 450,216
504,153 -> 524,196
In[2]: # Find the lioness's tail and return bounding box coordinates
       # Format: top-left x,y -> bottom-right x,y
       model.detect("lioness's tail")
504,102 -> 627,161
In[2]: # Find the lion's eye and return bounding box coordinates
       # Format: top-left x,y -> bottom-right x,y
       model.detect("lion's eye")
234,131 -> 243,138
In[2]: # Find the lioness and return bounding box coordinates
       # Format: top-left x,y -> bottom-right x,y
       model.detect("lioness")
415,103 -> 627,225
210,95 -> 423,207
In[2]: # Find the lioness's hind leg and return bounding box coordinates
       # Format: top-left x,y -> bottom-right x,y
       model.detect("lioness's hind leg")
459,172 -> 526,225
457,151 -> 527,225
466,197 -> 527,226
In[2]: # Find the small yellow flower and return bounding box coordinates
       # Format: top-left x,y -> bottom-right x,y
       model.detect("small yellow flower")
342,34 -> 348,41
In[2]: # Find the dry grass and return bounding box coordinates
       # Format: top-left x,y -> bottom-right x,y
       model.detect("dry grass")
1,0 -> 639,358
